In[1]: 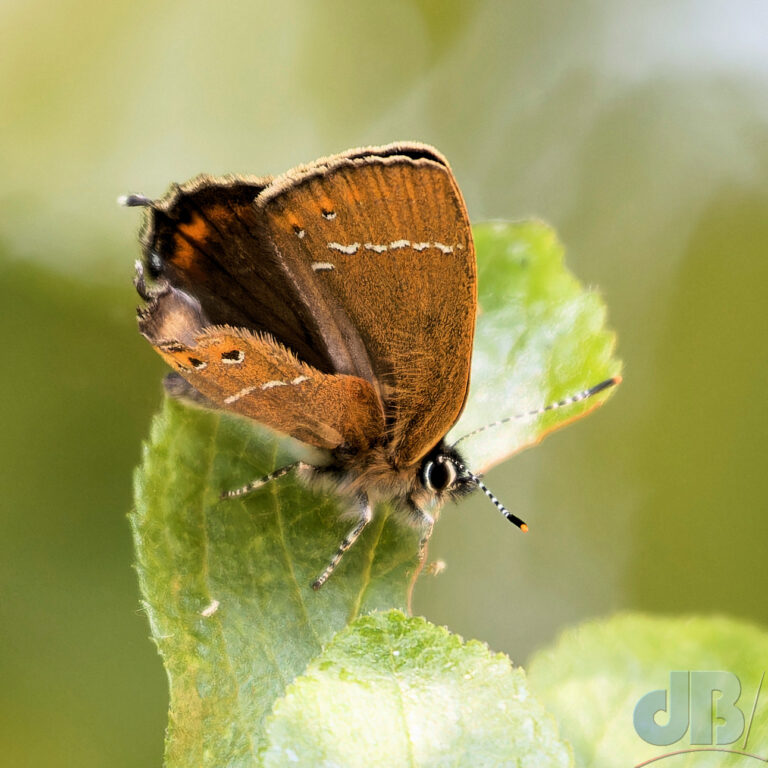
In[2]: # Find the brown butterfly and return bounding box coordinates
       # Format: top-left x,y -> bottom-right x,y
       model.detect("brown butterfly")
123,143 -> 618,588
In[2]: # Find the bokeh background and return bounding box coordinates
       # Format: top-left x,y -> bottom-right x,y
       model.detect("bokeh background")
2,1 -> 767,765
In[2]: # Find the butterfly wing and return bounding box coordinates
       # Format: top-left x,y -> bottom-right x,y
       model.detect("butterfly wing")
259,144 -> 476,466
149,320 -> 383,451
134,144 -> 475,462
140,174 -> 350,374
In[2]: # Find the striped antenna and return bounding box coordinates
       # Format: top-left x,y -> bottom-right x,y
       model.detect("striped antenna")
449,458 -> 528,532
453,375 -> 622,447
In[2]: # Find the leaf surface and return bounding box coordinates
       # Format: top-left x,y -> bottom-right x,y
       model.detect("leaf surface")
132,403 -> 420,765
263,611 -> 572,767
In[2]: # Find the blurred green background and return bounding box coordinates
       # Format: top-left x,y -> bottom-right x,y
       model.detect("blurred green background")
2,1 -> 767,765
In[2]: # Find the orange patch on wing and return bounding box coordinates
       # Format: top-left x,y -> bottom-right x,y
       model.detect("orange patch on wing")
178,211 -> 210,242
171,212 -> 211,273
204,203 -> 238,228
172,232 -> 201,272
283,211 -> 302,230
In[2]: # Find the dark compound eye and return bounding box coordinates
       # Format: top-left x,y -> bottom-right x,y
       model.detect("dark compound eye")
423,458 -> 457,492
147,251 -> 163,277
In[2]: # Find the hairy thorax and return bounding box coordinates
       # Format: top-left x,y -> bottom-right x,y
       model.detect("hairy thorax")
304,442 -> 422,506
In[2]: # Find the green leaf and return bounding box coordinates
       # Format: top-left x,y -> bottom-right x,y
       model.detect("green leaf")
131,219 -> 621,766
527,614 -> 768,768
262,610 -> 572,767
131,402 -> 421,766
450,221 -> 621,473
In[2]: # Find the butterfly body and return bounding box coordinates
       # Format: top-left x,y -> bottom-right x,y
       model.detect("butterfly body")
297,440 -> 475,513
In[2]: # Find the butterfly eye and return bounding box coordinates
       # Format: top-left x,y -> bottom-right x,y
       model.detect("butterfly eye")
423,458 -> 457,493
148,251 -> 163,277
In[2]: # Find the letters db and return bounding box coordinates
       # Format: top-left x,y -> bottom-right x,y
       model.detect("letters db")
634,671 -> 747,746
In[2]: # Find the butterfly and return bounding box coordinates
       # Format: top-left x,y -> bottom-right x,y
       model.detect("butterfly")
123,143 -> 619,589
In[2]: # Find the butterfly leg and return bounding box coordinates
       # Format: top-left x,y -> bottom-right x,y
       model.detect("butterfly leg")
134,260 -> 169,301
312,494 -> 372,590
406,499 -> 436,564
416,511 -> 435,564
407,499 -> 435,563
220,462 -> 311,500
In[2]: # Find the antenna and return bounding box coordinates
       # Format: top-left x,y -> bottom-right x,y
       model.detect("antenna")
453,375 -> 622,447
117,194 -> 153,208
449,458 -> 528,531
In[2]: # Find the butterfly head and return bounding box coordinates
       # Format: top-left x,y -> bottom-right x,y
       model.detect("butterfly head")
417,442 -> 529,531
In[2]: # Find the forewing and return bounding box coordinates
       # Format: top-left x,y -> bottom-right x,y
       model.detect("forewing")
259,146 -> 476,466
154,326 -> 384,451
139,175 -> 337,373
